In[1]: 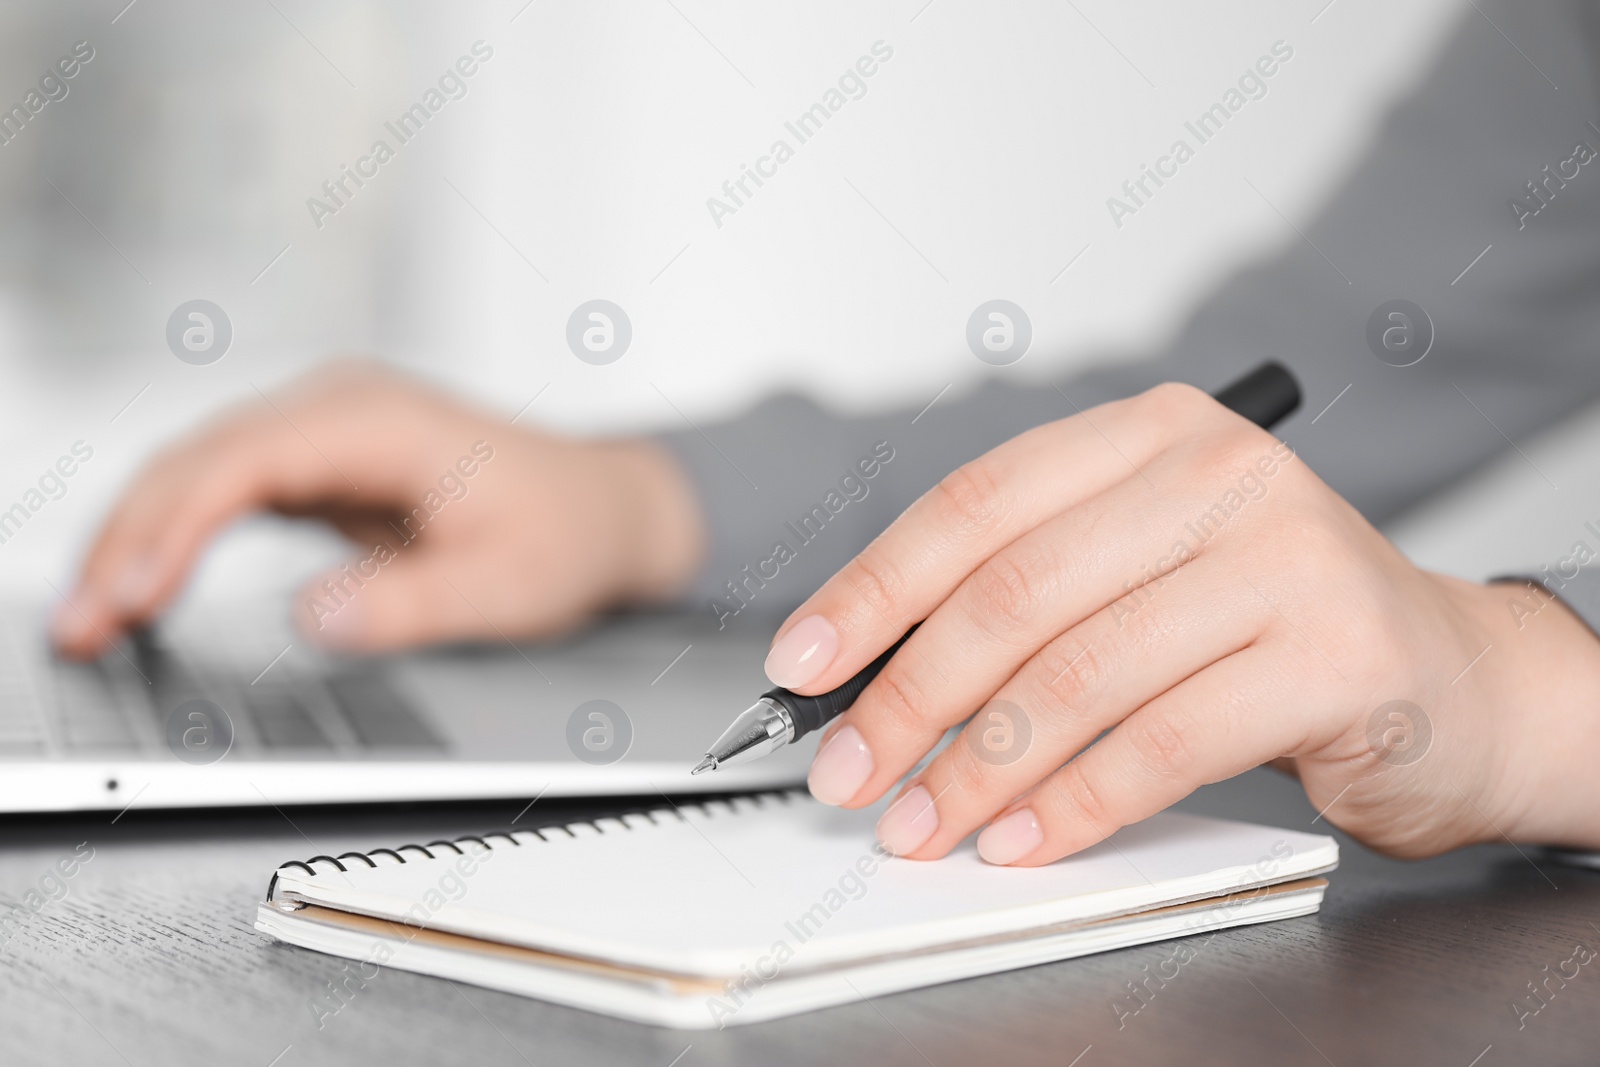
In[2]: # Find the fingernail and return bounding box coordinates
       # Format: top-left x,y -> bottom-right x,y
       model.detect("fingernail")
877,784 -> 939,856
807,725 -> 873,806
112,556 -> 161,611
48,593 -> 95,647
977,808 -> 1043,865
764,615 -> 838,689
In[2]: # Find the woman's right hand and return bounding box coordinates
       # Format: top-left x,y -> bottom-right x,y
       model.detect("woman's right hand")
51,361 -> 706,658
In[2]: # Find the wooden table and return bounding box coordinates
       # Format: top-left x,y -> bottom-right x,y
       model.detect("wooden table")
0,766 -> 1593,1066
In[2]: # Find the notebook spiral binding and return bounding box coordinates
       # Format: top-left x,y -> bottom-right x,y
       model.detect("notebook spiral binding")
265,789 -> 805,902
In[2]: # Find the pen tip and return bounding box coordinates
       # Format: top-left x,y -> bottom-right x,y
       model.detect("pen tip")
690,756 -> 716,776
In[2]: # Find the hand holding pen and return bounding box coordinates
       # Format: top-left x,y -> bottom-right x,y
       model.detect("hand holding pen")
694,363 -> 1298,778
700,362 -> 1600,867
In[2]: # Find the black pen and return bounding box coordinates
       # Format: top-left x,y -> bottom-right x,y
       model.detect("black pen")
690,361 -> 1302,775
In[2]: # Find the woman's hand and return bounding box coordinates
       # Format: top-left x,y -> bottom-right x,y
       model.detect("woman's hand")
768,383 -> 1600,864
52,361 -> 705,657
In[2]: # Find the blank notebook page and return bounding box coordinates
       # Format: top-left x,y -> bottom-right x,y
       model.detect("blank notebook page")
270,793 -> 1338,977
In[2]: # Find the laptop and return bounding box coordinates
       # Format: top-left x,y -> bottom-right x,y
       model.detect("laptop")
0,603 -> 813,813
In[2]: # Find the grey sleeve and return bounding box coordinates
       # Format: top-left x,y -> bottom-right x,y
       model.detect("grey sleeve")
1550,571 -> 1600,637
1498,571 -> 1600,640
1517,566 -> 1600,866
658,1 -> 1600,627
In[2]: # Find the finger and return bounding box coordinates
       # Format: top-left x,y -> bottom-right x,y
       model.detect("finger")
291,539 -> 593,652
764,385 -> 1219,692
307,504 -> 421,550
56,373 -> 454,657
293,552 -> 502,652
1267,757 -> 1300,778
815,436 -> 1266,809
974,647 -> 1311,866
768,384 -> 1272,695
873,555 -> 1267,858
53,411 -> 304,657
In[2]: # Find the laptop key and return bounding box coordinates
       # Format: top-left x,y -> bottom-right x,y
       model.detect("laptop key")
246,690 -> 333,750
54,661 -> 141,750
325,672 -> 446,750
0,686 -> 46,745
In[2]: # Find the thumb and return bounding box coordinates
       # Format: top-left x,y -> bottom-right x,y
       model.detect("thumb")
293,551 -> 506,652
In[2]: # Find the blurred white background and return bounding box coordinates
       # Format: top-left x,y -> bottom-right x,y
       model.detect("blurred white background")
6,0 -> 1576,611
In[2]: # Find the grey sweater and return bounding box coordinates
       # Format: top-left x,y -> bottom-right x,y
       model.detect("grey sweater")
660,1 -> 1600,637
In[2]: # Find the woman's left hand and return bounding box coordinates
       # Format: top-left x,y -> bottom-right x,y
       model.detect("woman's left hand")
764,383 -> 1600,865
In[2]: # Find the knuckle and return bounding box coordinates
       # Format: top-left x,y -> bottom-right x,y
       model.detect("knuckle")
838,551 -> 908,622
1047,763 -> 1114,836
1286,521 -> 1354,585
1181,427 -> 1265,486
943,739 -> 996,799
1218,430 -> 1281,482
867,665 -> 934,737
929,460 -> 1008,536
1194,427 -> 1249,470
1127,712 -> 1195,781
1138,380 -> 1213,422
1035,638 -> 1110,712
969,547 -> 1058,630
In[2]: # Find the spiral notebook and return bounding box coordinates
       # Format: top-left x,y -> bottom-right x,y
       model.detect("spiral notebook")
255,791 -> 1338,1029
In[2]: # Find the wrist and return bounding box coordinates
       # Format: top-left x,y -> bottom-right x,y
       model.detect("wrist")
1450,576 -> 1600,850
602,439 -> 707,606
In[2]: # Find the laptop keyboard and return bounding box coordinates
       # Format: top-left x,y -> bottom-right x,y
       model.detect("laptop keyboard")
0,617 -> 445,760
0,626 -> 48,755
244,690 -> 334,750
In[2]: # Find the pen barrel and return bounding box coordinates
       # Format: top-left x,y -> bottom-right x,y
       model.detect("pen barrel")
766,627 -> 917,741
1213,360 -> 1301,429
735,362 -> 1297,760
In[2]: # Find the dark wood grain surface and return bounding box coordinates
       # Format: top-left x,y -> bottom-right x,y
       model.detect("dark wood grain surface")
0,766 -> 1594,1067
